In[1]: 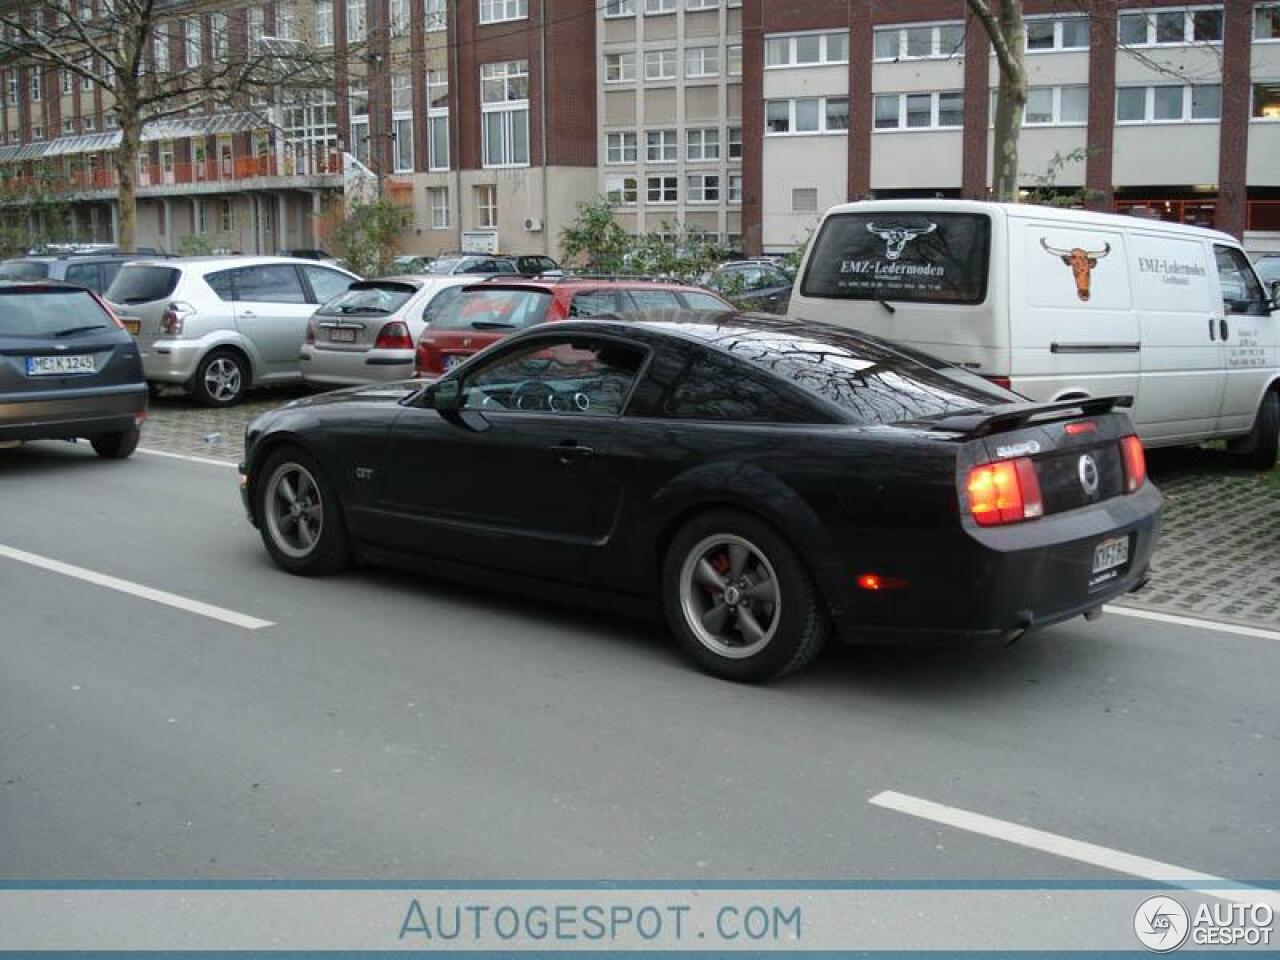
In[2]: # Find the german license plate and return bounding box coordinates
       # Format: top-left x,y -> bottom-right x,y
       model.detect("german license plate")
26,355 -> 95,376
121,319 -> 141,335
328,327 -> 357,343
443,354 -> 466,371
1091,536 -> 1130,577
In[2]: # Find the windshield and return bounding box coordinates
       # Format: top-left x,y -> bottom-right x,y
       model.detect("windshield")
430,288 -> 553,331
0,288 -> 112,337
317,283 -> 416,316
0,260 -> 52,281
105,265 -> 180,304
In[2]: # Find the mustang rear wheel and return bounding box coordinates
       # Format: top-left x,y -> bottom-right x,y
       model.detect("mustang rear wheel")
90,426 -> 140,460
663,509 -> 828,682
257,447 -> 350,575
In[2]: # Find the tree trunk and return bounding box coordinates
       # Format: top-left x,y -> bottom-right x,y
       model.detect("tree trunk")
115,109 -> 142,253
989,1 -> 1027,202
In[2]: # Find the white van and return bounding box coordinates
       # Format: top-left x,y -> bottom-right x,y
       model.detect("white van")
788,199 -> 1279,465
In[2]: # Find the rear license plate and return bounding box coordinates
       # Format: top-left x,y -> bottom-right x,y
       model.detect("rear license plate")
328,327 -> 357,343
1090,535 -> 1130,586
443,354 -> 466,371
26,355 -> 96,376
121,319 -> 141,335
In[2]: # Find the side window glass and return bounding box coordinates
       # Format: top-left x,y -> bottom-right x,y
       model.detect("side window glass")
460,337 -> 645,416
1214,245 -> 1267,316
422,285 -> 464,325
625,289 -> 683,311
233,265 -> 307,304
63,263 -> 101,290
206,269 -> 237,301
304,266 -> 352,304
662,353 -> 814,423
679,291 -> 732,311
101,262 -> 123,290
569,291 -> 617,317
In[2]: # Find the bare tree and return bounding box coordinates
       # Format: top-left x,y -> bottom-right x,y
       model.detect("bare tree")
965,0 -> 1027,202
0,0 -> 329,251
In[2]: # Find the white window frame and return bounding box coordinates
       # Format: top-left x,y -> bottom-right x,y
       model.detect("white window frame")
393,116 -> 414,172
1252,80 -> 1280,120
83,115 -> 96,130
246,8 -> 262,53
184,17 -> 202,66
605,131 -> 638,164
644,0 -> 676,14
765,97 -> 851,136
314,1 -> 333,46
684,46 -> 719,79
480,60 -> 531,168
872,91 -> 964,132
1115,84 -> 1222,124
1257,4 -> 1280,41
727,173 -> 742,205
30,70 -> 41,103
475,184 -> 497,228
429,186 -> 449,229
727,125 -> 742,159
872,21 -> 965,62
62,117 -> 76,134
606,174 -> 638,206
765,30 -> 850,68
1117,6 -> 1224,48
479,0 -> 527,25
605,51 -> 636,83
644,49 -> 676,81
686,127 -> 719,161
604,0 -> 636,17
687,0 -> 718,9
997,85 -> 1089,127
211,12 -> 228,59
646,174 -> 678,204
425,0 -> 446,31
346,0 -> 366,43
389,0 -> 409,36
686,173 -> 719,204
1023,15 -> 1090,53
646,128 -> 678,162
727,44 -> 742,76
61,69 -> 74,95
426,67 -> 450,170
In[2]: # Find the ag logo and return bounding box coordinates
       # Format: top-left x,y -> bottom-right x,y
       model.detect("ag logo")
1134,896 -> 1190,952
1078,453 -> 1100,497
865,222 -> 936,261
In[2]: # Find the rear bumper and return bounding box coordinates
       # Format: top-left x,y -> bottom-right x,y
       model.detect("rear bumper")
0,383 -> 147,441
831,483 -> 1163,645
140,338 -> 206,384
299,345 -> 416,386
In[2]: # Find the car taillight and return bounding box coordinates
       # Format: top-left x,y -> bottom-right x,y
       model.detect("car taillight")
966,457 -> 1044,527
304,319 -> 317,345
88,290 -> 125,329
1120,434 -> 1146,493
161,300 -> 195,336
374,321 -> 413,350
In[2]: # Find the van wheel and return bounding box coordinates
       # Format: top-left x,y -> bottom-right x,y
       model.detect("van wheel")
193,350 -> 248,407
1228,391 -> 1279,470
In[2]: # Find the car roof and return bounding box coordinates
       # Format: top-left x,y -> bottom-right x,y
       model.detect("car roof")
0,281 -> 104,294
458,277 -> 717,293
120,255 -> 353,272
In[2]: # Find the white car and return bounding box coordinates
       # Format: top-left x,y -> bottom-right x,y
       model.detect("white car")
788,199 -> 1279,466
106,256 -> 359,405
299,275 -> 486,388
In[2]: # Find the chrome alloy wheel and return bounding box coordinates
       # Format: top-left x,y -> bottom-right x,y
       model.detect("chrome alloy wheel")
204,356 -> 242,403
678,533 -> 781,659
264,462 -> 325,559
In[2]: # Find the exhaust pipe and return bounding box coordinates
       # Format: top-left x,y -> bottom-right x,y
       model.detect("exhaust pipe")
1001,611 -> 1035,646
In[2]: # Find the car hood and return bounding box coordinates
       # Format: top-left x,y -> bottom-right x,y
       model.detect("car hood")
282,380 -> 422,410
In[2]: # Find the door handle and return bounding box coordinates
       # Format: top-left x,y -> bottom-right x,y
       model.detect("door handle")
550,442 -> 595,463
1209,317 -> 1216,341
1219,317 -> 1229,341
240,310 -> 257,318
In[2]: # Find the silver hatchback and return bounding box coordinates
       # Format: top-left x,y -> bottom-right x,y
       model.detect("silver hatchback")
106,256 -> 359,406
299,275 -> 483,387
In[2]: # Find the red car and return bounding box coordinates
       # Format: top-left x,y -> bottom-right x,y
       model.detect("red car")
413,278 -> 732,377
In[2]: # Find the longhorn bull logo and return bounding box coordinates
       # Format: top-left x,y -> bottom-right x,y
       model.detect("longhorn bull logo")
1041,238 -> 1111,302
866,222 -> 936,260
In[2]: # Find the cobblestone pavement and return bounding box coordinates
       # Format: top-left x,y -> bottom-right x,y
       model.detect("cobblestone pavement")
141,392 -> 1280,630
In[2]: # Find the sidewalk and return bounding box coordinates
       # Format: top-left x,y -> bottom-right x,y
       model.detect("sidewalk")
141,393 -> 1280,631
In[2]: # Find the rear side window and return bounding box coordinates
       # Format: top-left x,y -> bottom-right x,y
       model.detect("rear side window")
0,289 -> 111,337
625,289 -> 683,311
802,211 -> 991,305
62,262 -> 102,290
422,285 -> 465,324
569,291 -> 619,317
431,289 -> 552,331
679,291 -> 732,311
317,283 -> 415,316
229,265 -> 307,303
304,265 -> 352,304
0,260 -> 52,281
660,350 -> 820,424
105,265 -> 180,303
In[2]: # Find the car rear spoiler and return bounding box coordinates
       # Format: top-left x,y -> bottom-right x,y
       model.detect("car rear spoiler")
911,395 -> 1133,437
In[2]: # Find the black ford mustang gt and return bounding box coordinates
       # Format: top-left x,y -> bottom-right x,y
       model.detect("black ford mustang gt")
240,312 -> 1161,682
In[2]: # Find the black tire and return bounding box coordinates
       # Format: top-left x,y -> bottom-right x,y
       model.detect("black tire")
90,426 -> 140,460
255,446 -> 350,576
192,349 -> 248,407
661,508 -> 829,682
1228,390 -> 1279,470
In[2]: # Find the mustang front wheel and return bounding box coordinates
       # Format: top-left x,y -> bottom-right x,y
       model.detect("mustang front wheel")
258,447 -> 350,575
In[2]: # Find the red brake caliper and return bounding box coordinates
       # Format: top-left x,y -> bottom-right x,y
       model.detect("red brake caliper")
706,552 -> 731,595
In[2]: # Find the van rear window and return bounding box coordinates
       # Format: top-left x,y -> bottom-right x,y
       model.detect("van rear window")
801,212 -> 991,305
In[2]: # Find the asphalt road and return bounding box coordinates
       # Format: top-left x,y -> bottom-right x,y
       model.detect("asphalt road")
0,440 -> 1276,885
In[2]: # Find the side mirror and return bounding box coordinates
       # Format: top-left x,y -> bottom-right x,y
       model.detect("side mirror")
432,378 -> 461,412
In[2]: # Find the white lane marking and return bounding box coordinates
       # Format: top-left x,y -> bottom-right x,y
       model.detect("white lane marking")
1104,604 -> 1280,642
0,544 -> 273,631
137,447 -> 239,469
869,790 -> 1280,910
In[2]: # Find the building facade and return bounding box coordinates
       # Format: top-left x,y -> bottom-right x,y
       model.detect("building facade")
1,0 -> 1278,258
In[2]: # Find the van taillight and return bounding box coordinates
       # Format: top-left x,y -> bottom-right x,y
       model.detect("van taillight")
1120,435 -> 1146,493
986,376 -> 1012,391
966,458 -> 1044,526
374,320 -> 413,350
